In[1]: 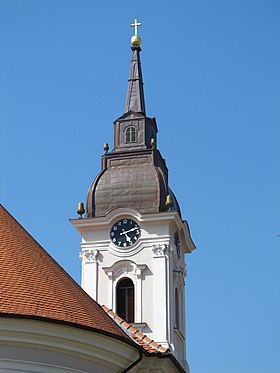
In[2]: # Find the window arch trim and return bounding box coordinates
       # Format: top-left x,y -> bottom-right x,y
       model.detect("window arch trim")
125,125 -> 137,143
103,260 -> 146,323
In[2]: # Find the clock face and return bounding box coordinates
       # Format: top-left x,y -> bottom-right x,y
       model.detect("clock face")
110,219 -> 141,248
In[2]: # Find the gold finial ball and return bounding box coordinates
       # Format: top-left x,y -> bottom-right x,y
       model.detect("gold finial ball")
131,35 -> 142,46
166,194 -> 174,209
103,143 -> 109,152
77,202 -> 85,218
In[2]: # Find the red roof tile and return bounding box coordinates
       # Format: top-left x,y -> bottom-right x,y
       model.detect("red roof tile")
102,305 -> 170,355
0,205 -> 131,342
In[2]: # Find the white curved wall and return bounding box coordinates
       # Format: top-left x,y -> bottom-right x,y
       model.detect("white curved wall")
0,317 -> 138,373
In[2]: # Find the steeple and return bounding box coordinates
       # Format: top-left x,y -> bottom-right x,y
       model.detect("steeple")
111,20 -> 158,153
125,18 -> 146,114
86,19 -> 175,216
125,47 -> 146,114
72,20 -> 195,372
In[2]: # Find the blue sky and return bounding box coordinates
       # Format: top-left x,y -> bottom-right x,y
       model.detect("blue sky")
1,1 -> 280,372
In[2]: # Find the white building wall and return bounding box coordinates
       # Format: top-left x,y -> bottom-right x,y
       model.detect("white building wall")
0,318 -> 139,373
72,208 -> 194,370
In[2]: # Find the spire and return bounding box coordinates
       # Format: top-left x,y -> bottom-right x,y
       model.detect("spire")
125,18 -> 146,114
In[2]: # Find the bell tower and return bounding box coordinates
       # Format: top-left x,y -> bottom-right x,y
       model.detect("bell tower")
71,19 -> 195,372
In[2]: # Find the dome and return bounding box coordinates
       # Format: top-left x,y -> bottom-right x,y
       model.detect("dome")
86,151 -> 176,217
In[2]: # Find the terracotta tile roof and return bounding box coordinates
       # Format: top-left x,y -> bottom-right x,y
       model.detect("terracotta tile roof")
102,305 -> 170,354
0,205 -> 131,342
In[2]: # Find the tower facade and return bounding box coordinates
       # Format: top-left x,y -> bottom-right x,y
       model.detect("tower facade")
71,23 -> 195,371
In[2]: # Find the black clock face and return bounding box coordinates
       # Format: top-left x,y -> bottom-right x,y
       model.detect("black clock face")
110,219 -> 141,248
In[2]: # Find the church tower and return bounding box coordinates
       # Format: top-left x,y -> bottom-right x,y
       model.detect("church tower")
71,19 -> 195,371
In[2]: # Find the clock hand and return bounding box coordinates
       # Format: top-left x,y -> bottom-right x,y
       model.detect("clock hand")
120,227 -> 139,235
124,233 -> 132,243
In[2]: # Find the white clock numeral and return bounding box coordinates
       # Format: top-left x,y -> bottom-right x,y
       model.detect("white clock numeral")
113,238 -> 116,242
118,241 -> 121,246
113,226 -> 117,231
118,222 -> 121,226
123,219 -> 127,224
134,236 -> 137,240
111,232 -> 114,236
123,242 -> 127,247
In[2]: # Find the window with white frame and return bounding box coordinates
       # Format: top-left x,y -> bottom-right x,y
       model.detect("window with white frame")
125,126 -> 137,143
103,260 -> 146,324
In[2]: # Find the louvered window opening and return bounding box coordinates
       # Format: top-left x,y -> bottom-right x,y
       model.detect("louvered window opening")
116,278 -> 135,323
175,288 -> 180,329
125,126 -> 136,143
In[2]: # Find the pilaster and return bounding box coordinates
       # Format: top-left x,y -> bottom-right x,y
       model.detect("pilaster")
152,244 -> 169,346
80,248 -> 99,301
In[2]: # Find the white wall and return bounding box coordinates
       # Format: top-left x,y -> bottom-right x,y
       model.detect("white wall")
0,317 -> 138,373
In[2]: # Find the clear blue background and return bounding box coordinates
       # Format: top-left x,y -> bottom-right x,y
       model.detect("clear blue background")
1,1 -> 279,372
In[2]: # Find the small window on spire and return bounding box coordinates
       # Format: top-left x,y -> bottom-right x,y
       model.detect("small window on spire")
125,126 -> 137,143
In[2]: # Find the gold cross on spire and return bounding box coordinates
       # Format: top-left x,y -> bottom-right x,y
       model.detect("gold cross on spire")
130,18 -> 142,35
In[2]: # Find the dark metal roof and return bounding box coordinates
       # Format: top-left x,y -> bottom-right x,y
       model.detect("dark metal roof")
86,43 -> 181,218
86,149 -> 175,217
125,46 -> 146,114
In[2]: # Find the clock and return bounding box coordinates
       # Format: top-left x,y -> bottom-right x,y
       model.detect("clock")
110,219 -> 141,248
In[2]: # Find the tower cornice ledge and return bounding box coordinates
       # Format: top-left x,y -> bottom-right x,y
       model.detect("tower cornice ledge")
71,210 -> 181,228
71,209 -> 195,253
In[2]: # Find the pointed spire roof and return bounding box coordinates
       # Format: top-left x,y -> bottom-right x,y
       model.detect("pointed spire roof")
125,44 -> 146,114
0,205 -> 131,341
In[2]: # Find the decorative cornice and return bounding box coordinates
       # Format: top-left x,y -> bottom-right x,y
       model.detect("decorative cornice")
80,249 -> 99,263
152,244 -> 168,257
103,260 -> 146,280
71,209 -> 180,229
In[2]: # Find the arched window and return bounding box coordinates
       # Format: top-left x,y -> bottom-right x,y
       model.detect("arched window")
125,126 -> 137,143
175,288 -> 180,329
116,278 -> 135,323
